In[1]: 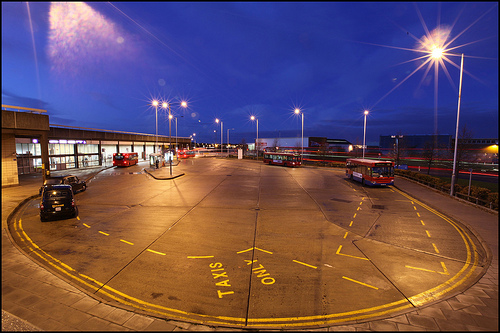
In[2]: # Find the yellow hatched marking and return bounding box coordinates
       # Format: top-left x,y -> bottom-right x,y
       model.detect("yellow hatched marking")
99,231 -> 109,236
405,262 -> 449,275
147,249 -> 166,255
342,276 -> 378,290
237,247 -> 273,254
120,239 -> 134,245
336,245 -> 369,260
293,260 -> 317,269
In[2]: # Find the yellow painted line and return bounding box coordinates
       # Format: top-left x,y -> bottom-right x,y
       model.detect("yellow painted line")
357,206 -> 360,211
120,239 -> 134,245
342,276 -> 379,290
416,212 -> 421,217
83,223 -> 91,228
77,216 -> 81,221
425,230 -> 431,237
405,261 -> 449,275
420,220 -> 425,226
236,247 -> 273,254
187,255 -> 214,259
99,231 -> 109,236
336,245 -> 369,260
255,247 -> 273,254
432,243 -> 440,254
349,221 -> 353,227
343,232 -> 348,239
353,213 -> 357,218
359,201 -> 363,205
293,260 -> 317,269
413,206 -> 417,210
147,249 -> 166,255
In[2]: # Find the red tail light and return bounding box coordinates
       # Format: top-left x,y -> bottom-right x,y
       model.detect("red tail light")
71,200 -> 75,207
40,204 -> 44,210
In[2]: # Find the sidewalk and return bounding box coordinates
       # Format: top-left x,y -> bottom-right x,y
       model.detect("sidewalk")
2,168 -> 498,331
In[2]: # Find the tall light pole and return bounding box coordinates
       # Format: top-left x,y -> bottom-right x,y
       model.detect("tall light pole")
152,100 -> 159,152
216,118 -> 223,156
450,53 -> 464,196
163,100 -> 188,175
363,110 -> 369,159
294,108 -> 304,162
250,116 -> 259,159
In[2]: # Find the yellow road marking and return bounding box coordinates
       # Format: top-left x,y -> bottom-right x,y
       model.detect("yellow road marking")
353,213 -> 357,218
99,231 -> 109,236
432,243 -> 440,254
343,232 -> 348,239
349,221 -> 353,227
425,230 -> 431,237
293,260 -> 317,269
187,255 -> 214,259
77,216 -> 81,221
342,276 -> 378,290
83,223 -> 91,228
147,249 -> 166,255
120,239 -> 134,245
420,220 -> 425,226
236,247 -> 273,254
405,261 -> 449,275
336,245 -> 369,260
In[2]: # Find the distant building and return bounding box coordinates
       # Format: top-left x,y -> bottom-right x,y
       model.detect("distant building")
253,137 -> 353,152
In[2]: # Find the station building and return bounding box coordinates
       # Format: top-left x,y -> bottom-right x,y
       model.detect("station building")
2,105 -> 191,187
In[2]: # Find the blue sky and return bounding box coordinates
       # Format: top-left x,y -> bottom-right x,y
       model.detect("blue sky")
2,2 -> 498,145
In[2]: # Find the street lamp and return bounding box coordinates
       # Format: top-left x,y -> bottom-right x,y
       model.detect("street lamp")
250,116 -> 259,159
450,53 -> 464,196
363,110 -> 369,159
152,100 -> 159,152
162,100 -> 188,175
294,108 -> 304,162
216,118 -> 223,156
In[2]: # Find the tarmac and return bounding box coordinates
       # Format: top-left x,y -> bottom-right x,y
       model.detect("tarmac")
2,161 -> 498,331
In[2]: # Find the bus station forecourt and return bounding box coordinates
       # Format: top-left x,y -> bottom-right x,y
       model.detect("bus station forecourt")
2,158 -> 498,331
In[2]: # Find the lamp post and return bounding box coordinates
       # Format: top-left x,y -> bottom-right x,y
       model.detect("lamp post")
152,100 -> 159,152
250,116 -> 259,159
192,133 -> 196,148
216,118 -> 223,156
163,100 -> 187,176
363,110 -> 369,159
294,109 -> 304,163
450,53 -> 464,196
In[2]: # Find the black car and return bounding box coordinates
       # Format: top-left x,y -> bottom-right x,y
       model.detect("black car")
39,175 -> 86,195
40,185 -> 77,222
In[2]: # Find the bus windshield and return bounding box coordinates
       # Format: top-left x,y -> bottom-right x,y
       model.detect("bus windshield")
372,166 -> 394,178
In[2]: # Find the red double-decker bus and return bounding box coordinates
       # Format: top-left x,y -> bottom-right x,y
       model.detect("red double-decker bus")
346,158 -> 394,186
263,152 -> 301,167
113,152 -> 139,167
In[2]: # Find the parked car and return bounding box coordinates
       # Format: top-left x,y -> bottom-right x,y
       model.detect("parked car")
40,185 -> 77,222
39,175 -> 86,195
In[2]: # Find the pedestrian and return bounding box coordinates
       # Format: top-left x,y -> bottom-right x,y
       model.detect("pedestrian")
155,158 -> 159,169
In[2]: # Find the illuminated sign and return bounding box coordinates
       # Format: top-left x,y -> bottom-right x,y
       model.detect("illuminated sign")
49,139 -> 87,144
